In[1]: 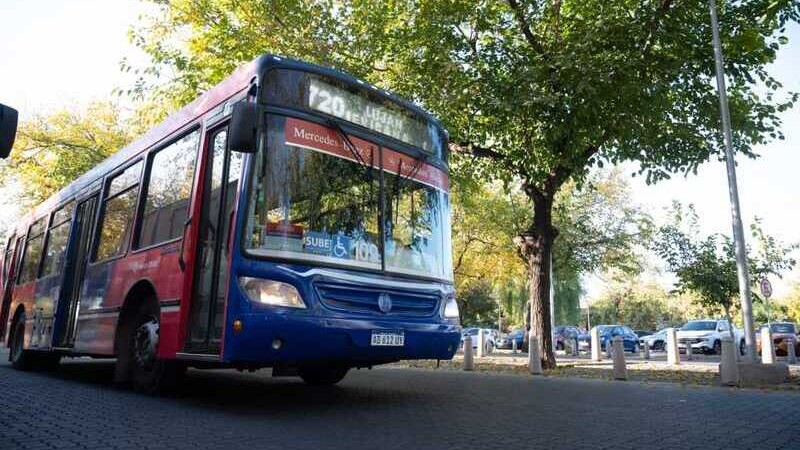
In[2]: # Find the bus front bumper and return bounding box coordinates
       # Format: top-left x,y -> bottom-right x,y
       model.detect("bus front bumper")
223,313 -> 461,366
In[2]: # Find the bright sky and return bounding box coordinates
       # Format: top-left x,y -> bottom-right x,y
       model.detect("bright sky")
1,0 -> 798,296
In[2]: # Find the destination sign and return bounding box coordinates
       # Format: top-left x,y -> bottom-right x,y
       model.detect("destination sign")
307,78 -> 436,153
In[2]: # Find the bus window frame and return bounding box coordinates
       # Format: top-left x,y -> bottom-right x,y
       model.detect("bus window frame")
132,125 -> 202,253
90,157 -> 145,265
40,199 -> 76,280
16,216 -> 48,285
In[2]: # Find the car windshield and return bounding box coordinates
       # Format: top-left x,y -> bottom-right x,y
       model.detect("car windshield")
244,115 -> 453,280
681,321 -> 717,331
597,325 -> 615,333
464,328 -> 479,335
771,323 -> 796,334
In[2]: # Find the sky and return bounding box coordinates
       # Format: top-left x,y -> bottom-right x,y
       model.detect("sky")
1,0 -> 798,298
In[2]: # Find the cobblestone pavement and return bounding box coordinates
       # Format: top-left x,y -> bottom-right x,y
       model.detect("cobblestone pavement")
1,350 -> 799,450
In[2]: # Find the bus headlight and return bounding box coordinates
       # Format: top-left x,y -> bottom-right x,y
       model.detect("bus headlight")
443,296 -> 460,320
239,277 -> 306,309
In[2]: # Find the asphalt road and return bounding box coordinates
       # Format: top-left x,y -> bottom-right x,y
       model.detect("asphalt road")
1,351 -> 799,450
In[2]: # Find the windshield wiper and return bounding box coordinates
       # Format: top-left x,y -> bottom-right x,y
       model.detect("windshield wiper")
325,118 -> 375,176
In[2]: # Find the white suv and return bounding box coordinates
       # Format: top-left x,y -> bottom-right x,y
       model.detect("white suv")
677,319 -> 745,355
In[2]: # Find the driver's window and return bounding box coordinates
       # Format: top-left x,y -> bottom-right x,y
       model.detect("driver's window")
718,322 -> 729,331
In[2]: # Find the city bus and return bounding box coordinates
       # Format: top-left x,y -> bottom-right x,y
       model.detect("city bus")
0,55 -> 460,393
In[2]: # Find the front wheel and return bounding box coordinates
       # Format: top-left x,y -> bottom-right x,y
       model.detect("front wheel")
712,340 -> 721,355
9,316 -> 32,370
298,364 -> 349,386
127,304 -> 184,394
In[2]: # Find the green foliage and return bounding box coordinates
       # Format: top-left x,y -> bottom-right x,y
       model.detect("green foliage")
654,202 -> 797,320
589,281 -> 689,331
0,102 -> 132,207
457,278 -> 500,326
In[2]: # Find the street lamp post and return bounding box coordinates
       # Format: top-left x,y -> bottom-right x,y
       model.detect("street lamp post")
708,0 -> 757,361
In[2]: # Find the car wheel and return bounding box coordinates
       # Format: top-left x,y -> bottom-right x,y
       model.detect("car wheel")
739,340 -> 746,356
656,340 -> 665,351
299,364 -> 350,386
713,340 -> 721,355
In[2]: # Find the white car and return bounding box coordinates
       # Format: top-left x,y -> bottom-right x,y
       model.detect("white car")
460,328 -> 496,354
677,319 -> 745,355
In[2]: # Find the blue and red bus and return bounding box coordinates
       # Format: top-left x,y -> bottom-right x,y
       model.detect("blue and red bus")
0,55 -> 460,392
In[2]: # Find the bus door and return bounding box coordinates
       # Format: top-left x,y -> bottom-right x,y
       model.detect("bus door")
52,193 -> 98,347
185,125 -> 242,353
0,236 -> 22,341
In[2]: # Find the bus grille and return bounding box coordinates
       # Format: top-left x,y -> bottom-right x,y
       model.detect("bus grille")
314,282 -> 440,317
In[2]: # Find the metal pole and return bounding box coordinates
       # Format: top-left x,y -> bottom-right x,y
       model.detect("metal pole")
708,0 -> 757,362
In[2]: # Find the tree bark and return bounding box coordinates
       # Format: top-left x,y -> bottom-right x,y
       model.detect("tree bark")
517,186 -> 557,369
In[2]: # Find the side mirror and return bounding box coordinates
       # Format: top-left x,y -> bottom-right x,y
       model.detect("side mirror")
227,101 -> 259,153
0,104 -> 19,159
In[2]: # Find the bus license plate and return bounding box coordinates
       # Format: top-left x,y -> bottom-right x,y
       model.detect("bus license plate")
371,330 -> 404,347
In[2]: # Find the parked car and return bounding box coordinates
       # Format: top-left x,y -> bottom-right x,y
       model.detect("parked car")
496,328 -> 526,351
634,330 -> 654,338
460,328 -> 496,353
554,325 -> 584,350
577,325 -> 640,353
640,328 -> 669,351
677,319 -> 745,355
755,322 -> 800,356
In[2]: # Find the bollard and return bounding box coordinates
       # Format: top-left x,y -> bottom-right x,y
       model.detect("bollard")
612,336 -> 628,380
667,327 -> 680,365
642,340 -> 650,360
512,338 -> 518,354
572,336 -> 579,357
463,335 -> 474,371
590,327 -> 601,362
761,327 -> 775,364
477,330 -> 485,358
685,342 -> 693,361
787,338 -> 797,365
528,332 -> 542,375
718,334 -> 739,386
605,338 -> 613,358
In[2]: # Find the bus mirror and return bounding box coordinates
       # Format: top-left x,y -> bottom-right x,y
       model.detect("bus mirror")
0,104 -> 19,159
228,102 -> 258,153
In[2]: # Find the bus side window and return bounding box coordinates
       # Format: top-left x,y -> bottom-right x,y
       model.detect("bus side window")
41,201 -> 75,278
94,160 -> 143,262
136,130 -> 200,249
17,217 -> 47,284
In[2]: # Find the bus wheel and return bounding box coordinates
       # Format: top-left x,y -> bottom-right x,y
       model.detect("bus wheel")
298,364 -> 349,386
9,314 -> 32,371
129,307 -> 183,394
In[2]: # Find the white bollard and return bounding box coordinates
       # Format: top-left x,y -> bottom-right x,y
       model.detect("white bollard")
512,338 -> 518,354
787,338 -> 797,365
685,342 -> 693,361
528,332 -> 542,375
463,335 -> 474,371
590,327 -> 602,362
761,327 -> 775,364
476,330 -> 485,358
667,327 -> 680,365
612,336 -> 628,380
719,334 -> 739,386
605,338 -> 613,358
642,340 -> 650,360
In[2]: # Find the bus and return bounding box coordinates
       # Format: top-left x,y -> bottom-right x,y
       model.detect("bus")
0,55 -> 461,392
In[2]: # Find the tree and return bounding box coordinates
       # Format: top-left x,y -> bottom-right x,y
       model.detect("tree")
0,102 -> 132,207
654,203 -> 797,332
129,1 -> 800,368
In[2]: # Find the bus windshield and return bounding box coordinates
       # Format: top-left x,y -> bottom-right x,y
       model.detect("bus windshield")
244,114 -> 453,280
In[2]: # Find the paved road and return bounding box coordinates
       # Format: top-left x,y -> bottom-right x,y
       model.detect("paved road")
1,351 -> 799,450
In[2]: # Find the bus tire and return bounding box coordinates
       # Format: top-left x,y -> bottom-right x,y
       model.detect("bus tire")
128,301 -> 184,394
298,364 -> 349,386
9,314 -> 32,371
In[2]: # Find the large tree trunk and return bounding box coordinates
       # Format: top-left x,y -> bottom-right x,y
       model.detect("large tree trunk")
517,187 -> 557,369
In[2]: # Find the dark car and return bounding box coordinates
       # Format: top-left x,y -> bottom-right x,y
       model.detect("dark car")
554,325 -> 584,350
497,328 -> 526,350
577,325 -> 640,353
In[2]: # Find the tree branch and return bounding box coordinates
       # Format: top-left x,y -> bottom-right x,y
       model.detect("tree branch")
506,0 -> 545,54
452,142 -> 507,161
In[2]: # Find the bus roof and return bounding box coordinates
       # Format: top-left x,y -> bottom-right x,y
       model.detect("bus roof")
11,54 -> 446,236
